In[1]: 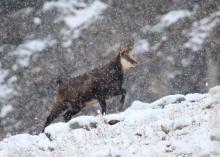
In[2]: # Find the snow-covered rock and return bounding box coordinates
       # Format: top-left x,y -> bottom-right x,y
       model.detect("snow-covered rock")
151,9 -> 192,32
0,86 -> 220,157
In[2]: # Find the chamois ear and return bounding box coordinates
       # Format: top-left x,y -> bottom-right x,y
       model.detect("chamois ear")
118,39 -> 134,55
125,39 -> 134,52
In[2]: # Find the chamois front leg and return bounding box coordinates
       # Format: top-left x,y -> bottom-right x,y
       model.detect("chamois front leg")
98,98 -> 106,115
63,104 -> 81,122
120,88 -> 126,104
117,88 -> 126,112
43,104 -> 65,132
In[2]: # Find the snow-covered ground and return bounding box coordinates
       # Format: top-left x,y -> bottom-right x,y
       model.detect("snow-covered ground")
0,86 -> 220,157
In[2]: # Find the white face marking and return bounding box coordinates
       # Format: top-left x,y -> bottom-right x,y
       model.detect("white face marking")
120,58 -> 135,70
129,53 -> 137,62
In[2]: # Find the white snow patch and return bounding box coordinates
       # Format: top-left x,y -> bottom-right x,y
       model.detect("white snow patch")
133,39 -> 149,54
184,9 -> 220,51
43,0 -> 107,47
151,94 -> 185,108
103,44 -> 120,57
129,100 -> 150,109
0,66 -> 8,83
69,115 -> 99,126
13,39 -> 56,67
7,76 -> 17,84
185,93 -> 207,102
152,10 -> 192,32
0,84 -> 14,100
181,57 -> 191,67
43,0 -> 87,12
61,1 -> 107,30
33,17 -> 42,25
0,64 -> 16,104
1,86 -> 220,157
62,40 -> 72,48
44,122 -> 70,138
209,85 -> 220,99
0,105 -> 13,118
0,134 -> 52,157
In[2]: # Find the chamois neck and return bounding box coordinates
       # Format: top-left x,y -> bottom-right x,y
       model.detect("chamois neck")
117,54 -> 134,71
106,54 -> 124,74
115,54 -> 124,71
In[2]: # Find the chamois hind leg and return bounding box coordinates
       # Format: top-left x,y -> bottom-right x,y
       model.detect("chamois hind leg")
98,98 -> 106,115
63,104 -> 81,122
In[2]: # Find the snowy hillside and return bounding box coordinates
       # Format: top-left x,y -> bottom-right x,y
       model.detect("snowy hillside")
1,0 -> 220,138
0,86 -> 220,157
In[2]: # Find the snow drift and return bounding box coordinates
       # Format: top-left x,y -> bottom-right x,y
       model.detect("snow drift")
0,86 -> 220,157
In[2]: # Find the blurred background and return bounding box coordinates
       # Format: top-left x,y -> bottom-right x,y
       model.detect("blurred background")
0,0 -> 219,138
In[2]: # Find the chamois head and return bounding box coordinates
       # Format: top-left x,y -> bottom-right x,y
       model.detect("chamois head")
118,39 -> 138,70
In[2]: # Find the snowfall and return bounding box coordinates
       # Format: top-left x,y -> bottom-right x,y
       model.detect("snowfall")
0,86 -> 220,157
1,1 -> 220,156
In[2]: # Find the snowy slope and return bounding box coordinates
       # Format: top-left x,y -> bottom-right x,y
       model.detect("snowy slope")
1,0 -> 220,138
0,86 -> 220,157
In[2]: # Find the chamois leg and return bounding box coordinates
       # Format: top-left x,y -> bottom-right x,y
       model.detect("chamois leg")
42,105 -> 64,132
120,88 -> 126,104
63,105 -> 81,122
117,88 -> 126,112
98,98 -> 106,115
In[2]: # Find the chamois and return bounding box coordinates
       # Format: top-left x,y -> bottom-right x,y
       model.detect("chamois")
43,40 -> 137,132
